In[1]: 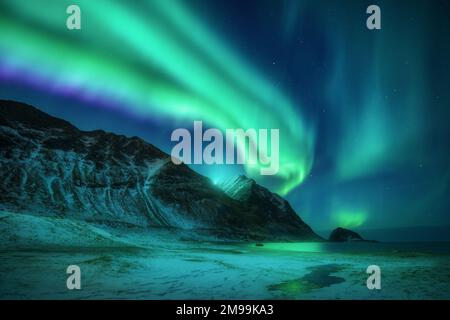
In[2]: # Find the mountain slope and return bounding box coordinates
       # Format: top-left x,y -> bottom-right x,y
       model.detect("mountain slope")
221,175 -> 319,238
0,100 -> 321,241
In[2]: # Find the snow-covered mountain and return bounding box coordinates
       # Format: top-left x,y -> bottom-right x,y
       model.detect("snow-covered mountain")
0,100 -> 321,241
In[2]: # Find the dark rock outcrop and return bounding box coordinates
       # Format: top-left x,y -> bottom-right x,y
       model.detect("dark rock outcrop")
329,227 -> 364,242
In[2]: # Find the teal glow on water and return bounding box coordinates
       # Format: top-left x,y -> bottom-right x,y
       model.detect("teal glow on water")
248,241 -> 450,255
249,242 -> 324,253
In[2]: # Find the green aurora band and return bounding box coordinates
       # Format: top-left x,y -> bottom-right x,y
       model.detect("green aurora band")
0,0 -> 315,195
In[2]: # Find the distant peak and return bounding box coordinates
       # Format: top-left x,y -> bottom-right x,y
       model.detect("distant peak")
220,175 -> 257,201
235,174 -> 256,184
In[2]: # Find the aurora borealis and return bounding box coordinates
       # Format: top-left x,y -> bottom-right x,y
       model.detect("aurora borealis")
1,0 -> 449,237
0,0 -> 315,196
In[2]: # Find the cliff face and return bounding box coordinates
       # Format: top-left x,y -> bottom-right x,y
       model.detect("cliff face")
0,100 -> 321,241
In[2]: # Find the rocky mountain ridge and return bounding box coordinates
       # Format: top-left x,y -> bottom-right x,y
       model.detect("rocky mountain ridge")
0,100 -> 321,241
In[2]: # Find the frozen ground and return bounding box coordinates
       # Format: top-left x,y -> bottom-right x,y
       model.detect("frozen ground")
1,211 -> 450,299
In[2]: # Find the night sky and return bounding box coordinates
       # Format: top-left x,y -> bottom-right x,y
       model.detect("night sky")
1,0 -> 449,237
